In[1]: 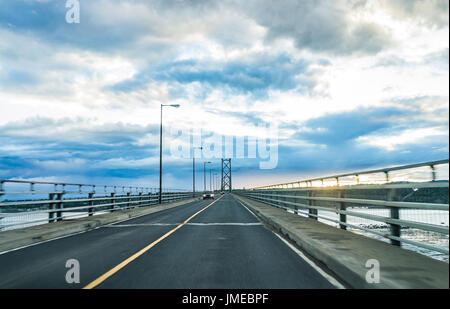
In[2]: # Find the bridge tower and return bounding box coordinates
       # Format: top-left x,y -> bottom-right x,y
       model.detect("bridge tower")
221,158 -> 232,192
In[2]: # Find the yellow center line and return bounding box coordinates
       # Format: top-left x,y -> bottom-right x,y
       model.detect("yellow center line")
83,196 -> 224,289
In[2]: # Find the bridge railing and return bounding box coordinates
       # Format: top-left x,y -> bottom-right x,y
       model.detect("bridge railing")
0,180 -> 194,231
254,159 -> 449,189
235,159 -> 449,260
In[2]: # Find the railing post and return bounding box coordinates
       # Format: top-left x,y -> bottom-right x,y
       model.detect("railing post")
293,191 -> 298,215
138,192 -> 143,208
387,188 -> 401,246
110,192 -> 116,212
338,190 -> 347,230
49,193 -> 56,223
308,190 -> 317,220
431,165 -> 436,182
127,192 -> 131,209
56,193 -> 63,222
88,192 -> 94,216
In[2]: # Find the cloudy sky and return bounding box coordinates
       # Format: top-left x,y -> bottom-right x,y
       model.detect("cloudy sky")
0,0 -> 448,190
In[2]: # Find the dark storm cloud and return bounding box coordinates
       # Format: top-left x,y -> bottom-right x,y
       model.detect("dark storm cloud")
237,0 -> 392,55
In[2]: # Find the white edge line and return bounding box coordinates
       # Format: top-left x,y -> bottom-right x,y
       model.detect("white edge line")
235,199 -> 259,219
0,199 -> 204,255
273,232 -> 345,289
235,196 -> 345,289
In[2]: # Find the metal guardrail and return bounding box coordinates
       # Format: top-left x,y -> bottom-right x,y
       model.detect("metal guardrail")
0,180 -> 194,231
254,159 -> 449,189
236,159 -> 449,257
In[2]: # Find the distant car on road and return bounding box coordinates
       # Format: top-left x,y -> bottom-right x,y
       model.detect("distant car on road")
202,192 -> 215,200
220,191 -> 225,195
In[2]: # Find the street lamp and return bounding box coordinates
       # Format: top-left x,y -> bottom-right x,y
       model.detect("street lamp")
159,104 -> 180,204
193,146 -> 203,197
213,172 -> 218,192
209,168 -> 212,192
203,161 -> 211,192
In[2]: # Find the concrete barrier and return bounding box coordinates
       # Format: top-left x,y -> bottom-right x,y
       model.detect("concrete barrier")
0,198 -> 200,253
233,193 -> 449,289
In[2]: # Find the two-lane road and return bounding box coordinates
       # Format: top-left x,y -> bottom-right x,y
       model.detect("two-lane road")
0,194 -> 338,289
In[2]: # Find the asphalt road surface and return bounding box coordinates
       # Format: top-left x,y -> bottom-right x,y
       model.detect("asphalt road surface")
0,194 -> 337,289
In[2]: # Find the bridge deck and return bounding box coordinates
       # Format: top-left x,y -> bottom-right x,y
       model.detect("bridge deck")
0,194 -> 338,289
